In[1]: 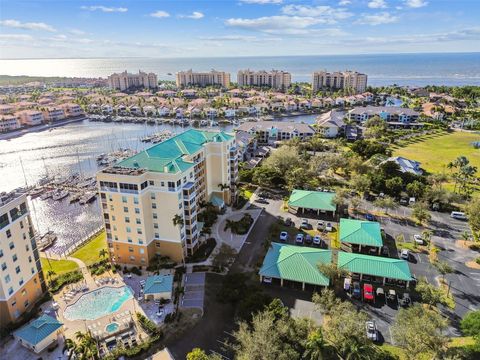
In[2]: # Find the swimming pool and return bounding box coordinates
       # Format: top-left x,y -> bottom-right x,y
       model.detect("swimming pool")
64,286 -> 133,321
106,322 -> 120,333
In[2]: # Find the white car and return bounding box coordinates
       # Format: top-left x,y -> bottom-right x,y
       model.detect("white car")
400,249 -> 410,260
279,231 -> 289,241
325,223 -> 333,232
295,233 -> 304,244
316,221 -> 325,230
300,219 -> 309,229
413,234 -> 424,245
263,276 -> 273,284
313,235 -> 322,246
366,321 -> 378,342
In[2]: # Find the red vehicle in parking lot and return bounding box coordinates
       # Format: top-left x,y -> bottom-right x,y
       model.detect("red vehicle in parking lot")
363,283 -> 375,302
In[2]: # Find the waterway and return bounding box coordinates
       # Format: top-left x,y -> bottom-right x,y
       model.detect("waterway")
0,115 -> 317,254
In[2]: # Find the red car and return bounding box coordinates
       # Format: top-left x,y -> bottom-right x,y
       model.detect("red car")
363,283 -> 375,302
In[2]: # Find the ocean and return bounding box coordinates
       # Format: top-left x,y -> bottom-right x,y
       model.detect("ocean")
1,52 -> 480,87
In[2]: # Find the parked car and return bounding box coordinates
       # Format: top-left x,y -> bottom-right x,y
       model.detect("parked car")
365,213 -> 375,221
352,281 -> 361,299
376,287 -> 385,298
285,217 -> 293,227
313,235 -> 322,246
365,321 -> 378,342
400,249 -> 410,260
279,231 -> 289,241
305,234 -> 312,244
413,234 -> 424,245
296,233 -> 304,244
387,289 -> 397,303
399,293 -> 411,307
325,223 -> 333,232
255,197 -> 268,204
316,221 -> 325,230
451,211 -> 467,220
381,246 -> 390,257
263,277 -> 273,284
363,283 -> 375,302
344,277 -> 351,292
300,219 -> 309,229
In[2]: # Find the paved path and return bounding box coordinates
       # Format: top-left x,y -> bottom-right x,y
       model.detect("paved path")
42,252 -> 94,285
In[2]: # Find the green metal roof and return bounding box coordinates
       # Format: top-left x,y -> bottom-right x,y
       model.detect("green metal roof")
339,218 -> 383,247
287,190 -> 336,212
259,243 -> 332,286
338,252 -> 413,281
14,314 -> 63,345
117,129 -> 233,174
144,274 -> 173,295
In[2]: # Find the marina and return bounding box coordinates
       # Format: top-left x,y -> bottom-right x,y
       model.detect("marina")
0,115 -> 316,255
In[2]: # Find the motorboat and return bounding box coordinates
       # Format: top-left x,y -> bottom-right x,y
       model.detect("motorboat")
52,190 -> 69,201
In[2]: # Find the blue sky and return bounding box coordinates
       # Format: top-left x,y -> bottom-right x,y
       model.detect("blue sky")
0,0 -> 479,58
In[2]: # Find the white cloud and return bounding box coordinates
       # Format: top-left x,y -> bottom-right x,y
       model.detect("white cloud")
357,12 -> 398,25
281,5 -> 352,21
339,0 -> 351,5
0,34 -> 34,41
179,12 -> 204,19
69,29 -> 86,36
239,0 -> 283,4
0,19 -> 56,32
404,0 -> 428,8
199,35 -> 257,41
226,15 -> 333,34
368,0 -> 388,9
150,11 -> 170,18
80,6 -> 128,13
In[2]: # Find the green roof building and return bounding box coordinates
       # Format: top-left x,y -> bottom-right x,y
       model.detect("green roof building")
339,218 -> 383,253
259,243 -> 332,289
287,189 -> 337,217
14,314 -> 63,354
338,252 -> 413,285
143,274 -> 174,300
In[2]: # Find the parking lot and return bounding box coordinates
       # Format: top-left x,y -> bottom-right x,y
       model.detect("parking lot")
181,272 -> 206,311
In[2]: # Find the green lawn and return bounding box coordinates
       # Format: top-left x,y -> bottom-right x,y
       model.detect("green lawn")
393,131 -> 480,174
41,258 -> 79,276
71,231 -> 108,266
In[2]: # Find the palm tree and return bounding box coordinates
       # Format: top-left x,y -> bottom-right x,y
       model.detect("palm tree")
421,230 -> 433,245
218,183 -> 230,191
46,269 -> 56,282
99,249 -> 108,260
303,328 -> 325,360
172,214 -> 183,227
461,230 -> 471,245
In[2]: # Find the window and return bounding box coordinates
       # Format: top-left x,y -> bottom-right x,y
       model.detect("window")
161,182 -> 165,186
139,248 -> 145,254
137,228 -> 142,235
127,237 -> 132,243
0,250 -> 3,258
176,179 -> 181,187
22,233 -> 26,240
179,203 -> 182,209
155,233 -> 160,239
9,241 -> 14,249
108,195 -> 113,201
140,181 -> 148,190
136,218 -> 141,225
149,180 -> 154,186
112,215 -> 116,221
114,235 -> 118,241
1,263 -> 6,271
135,208 -> 140,214
19,278 -> 24,286
134,197 -> 139,204
150,193 -> 156,200
126,227 -> 131,233
12,254 -> 17,262
6,229 -> 11,238
123,206 -> 129,213
128,247 -> 134,253
152,203 -> 157,209
154,223 -> 159,229
113,225 -> 117,231
8,287 -> 13,296
153,213 -> 158,219
15,266 -> 20,274
20,221 -> 24,229
11,300 -> 16,307
31,267 -> 34,274
28,256 -> 32,263
25,245 -> 29,251
125,217 -> 130,223
5,275 -> 11,283
129,256 -> 135,261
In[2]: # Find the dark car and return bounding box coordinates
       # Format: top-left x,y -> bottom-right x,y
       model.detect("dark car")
352,282 -> 361,299
255,197 -> 268,204
365,213 -> 376,221
399,293 -> 411,307
285,217 -> 293,227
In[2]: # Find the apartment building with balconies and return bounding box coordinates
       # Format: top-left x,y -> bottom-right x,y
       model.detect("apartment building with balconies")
96,129 -> 238,267
108,70 -> 158,91
60,103 -> 84,118
312,71 -> 368,94
0,191 -> 46,328
237,69 -> 291,91
176,69 -> 231,88
0,115 -> 20,132
16,110 -> 44,126
42,107 -> 65,122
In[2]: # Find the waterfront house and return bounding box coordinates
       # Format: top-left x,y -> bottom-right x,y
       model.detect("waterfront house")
42,107 -> 65,122
316,109 -> 346,138
60,103 -> 84,118
237,121 -> 315,146
16,110 -> 44,126
348,106 -> 420,123
101,104 -> 113,114
0,104 -> 14,115
158,106 -> 170,116
0,114 -> 20,132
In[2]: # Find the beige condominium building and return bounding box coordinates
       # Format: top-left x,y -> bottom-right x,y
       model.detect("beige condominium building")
237,69 -> 292,90
96,129 -> 238,267
0,191 -> 46,327
176,69 -> 231,88
312,71 -> 368,94
108,70 -> 158,91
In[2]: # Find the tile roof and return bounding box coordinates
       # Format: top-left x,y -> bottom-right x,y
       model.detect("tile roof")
144,274 -> 174,295
237,121 -> 314,134
348,106 -> 419,116
259,243 -> 332,286
14,314 -> 63,345
288,190 -> 336,212
339,218 -> 383,247
338,252 -> 413,281
117,129 -> 233,173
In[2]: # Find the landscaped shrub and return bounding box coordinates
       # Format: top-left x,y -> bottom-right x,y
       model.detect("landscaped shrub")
48,270 -> 83,293
146,255 -> 176,272
136,312 -> 160,335
185,238 -> 216,263
224,213 -> 253,235
88,259 -> 112,276
476,257 -> 480,265
197,203 -> 219,228
131,267 -> 142,276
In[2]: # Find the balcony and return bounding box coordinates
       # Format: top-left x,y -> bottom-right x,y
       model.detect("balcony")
100,186 -> 118,193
